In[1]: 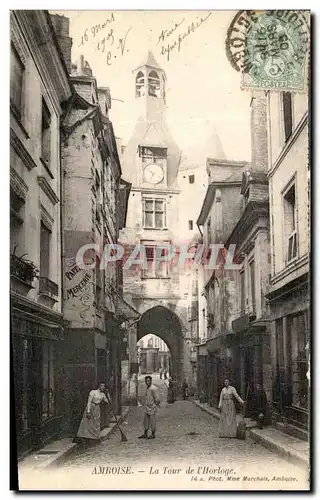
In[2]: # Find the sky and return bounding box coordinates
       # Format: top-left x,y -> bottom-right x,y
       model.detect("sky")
54,10 -> 252,164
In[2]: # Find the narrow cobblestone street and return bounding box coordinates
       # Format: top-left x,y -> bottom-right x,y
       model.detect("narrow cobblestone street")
17,375 -> 308,490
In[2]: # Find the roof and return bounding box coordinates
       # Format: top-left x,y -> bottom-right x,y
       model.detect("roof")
197,175 -> 243,226
134,51 -> 163,72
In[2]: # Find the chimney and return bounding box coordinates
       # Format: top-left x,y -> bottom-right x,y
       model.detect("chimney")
78,55 -> 85,75
50,14 -> 72,74
250,91 -> 268,172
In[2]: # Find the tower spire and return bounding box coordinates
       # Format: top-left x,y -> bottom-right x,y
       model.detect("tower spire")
134,50 -> 163,72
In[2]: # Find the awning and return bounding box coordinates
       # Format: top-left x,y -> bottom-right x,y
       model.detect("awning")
115,296 -> 140,323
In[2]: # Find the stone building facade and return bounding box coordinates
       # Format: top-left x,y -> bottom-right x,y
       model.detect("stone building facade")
196,157 -> 249,405
266,90 -> 310,438
119,52 -> 191,401
10,10 -> 71,457
137,334 -> 170,375
59,51 -> 133,433
10,11 -> 134,456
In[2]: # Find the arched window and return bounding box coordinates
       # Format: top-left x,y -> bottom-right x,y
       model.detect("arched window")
148,71 -> 160,97
136,71 -> 145,98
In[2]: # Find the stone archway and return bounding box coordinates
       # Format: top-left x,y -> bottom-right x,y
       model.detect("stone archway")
137,306 -> 183,382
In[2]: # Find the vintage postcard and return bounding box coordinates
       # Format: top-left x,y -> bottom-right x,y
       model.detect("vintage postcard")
10,9 -> 310,491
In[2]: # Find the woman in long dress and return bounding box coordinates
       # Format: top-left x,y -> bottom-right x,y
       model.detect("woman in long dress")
76,382 -> 109,445
218,378 -> 244,438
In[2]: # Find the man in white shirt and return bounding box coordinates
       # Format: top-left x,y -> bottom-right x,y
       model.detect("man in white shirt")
138,376 -> 160,439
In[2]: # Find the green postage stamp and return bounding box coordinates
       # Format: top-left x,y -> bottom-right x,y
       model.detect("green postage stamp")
226,10 -> 310,92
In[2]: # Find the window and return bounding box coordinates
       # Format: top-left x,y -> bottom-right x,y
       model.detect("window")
41,98 -> 51,166
141,244 -> 168,278
10,44 -> 24,116
10,187 -> 25,228
148,71 -> 160,97
40,222 -> 51,278
140,146 -> 167,165
147,338 -> 153,347
188,220 -> 193,231
282,92 -> 293,142
240,269 -> 245,313
249,260 -> 256,313
283,182 -> 297,263
189,174 -> 195,184
42,340 -> 55,420
136,71 -> 145,97
143,198 -> 166,229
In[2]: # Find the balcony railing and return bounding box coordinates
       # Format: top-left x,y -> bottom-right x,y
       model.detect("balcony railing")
39,277 -> 59,298
10,253 -> 38,285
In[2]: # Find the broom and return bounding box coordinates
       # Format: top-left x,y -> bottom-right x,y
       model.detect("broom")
106,394 -> 128,442
236,385 -> 250,440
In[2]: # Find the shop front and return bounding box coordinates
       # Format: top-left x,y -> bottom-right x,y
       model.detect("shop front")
231,315 -> 272,419
11,299 -> 64,458
268,279 -> 309,437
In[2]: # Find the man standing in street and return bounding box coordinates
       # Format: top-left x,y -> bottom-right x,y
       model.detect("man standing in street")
138,376 -> 160,439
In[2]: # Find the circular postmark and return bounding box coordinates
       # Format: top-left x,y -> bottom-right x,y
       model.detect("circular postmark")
226,10 -> 310,91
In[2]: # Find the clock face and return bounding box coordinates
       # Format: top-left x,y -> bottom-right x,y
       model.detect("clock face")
143,164 -> 164,184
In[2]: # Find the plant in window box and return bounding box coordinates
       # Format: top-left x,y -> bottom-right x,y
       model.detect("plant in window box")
10,246 -> 39,284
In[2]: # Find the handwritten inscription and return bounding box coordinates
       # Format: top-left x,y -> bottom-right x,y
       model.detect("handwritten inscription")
158,13 -> 212,61
77,13 -> 131,66
157,18 -> 185,45
78,13 -> 115,47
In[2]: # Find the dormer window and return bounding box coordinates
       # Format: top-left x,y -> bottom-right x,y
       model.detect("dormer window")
136,71 -> 145,98
148,71 -> 160,97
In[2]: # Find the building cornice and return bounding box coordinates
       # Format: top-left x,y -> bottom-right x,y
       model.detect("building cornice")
132,186 -> 180,195
226,200 -> 269,248
269,253 -> 309,289
268,112 -> 308,179
266,269 -> 309,302
10,291 -> 64,323
38,176 -> 59,205
10,128 -> 37,171
10,168 -> 28,200
14,11 -> 71,111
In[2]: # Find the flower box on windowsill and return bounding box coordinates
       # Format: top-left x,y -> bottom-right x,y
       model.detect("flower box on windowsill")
10,253 -> 38,285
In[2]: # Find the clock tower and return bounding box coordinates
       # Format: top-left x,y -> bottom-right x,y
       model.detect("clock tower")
120,52 -> 189,398
122,51 -> 181,189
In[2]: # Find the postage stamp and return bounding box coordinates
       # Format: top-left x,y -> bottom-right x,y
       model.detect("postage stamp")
226,10 -> 310,92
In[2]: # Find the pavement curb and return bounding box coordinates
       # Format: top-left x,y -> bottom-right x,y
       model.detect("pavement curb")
193,400 -> 308,467
249,428 -> 309,468
19,406 -> 131,471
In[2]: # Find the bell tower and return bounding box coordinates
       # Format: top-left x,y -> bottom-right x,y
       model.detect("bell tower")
123,51 -> 180,189
133,51 -> 166,123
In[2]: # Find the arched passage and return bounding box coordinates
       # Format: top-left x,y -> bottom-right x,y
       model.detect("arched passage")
137,306 -> 183,382
137,334 -> 170,375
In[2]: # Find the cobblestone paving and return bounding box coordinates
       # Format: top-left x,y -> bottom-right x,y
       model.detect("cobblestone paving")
62,377 -> 308,479
18,376 -> 309,490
